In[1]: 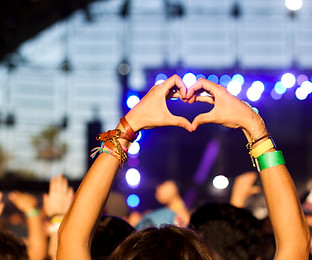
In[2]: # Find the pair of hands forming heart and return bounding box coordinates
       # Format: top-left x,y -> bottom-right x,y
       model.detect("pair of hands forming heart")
125,75 -> 266,139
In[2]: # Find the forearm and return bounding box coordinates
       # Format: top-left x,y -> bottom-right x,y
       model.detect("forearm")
243,116 -> 310,259
26,215 -> 48,260
57,123 -> 131,259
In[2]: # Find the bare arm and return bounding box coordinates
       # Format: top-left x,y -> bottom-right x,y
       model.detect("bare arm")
8,191 -> 47,260
187,78 -> 310,260
57,75 -> 193,260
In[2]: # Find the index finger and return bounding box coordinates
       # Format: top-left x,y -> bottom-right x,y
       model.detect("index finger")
186,78 -> 219,100
162,74 -> 187,99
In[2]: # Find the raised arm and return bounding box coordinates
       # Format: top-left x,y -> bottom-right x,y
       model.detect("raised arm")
187,78 -> 310,260
8,191 -> 47,260
57,75 -> 192,260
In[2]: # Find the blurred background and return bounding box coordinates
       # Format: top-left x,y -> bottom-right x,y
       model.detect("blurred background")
0,0 -> 311,212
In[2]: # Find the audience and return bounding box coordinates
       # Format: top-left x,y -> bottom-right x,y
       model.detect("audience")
0,74 -> 310,259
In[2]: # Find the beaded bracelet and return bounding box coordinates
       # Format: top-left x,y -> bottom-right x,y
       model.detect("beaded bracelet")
256,150 -> 285,171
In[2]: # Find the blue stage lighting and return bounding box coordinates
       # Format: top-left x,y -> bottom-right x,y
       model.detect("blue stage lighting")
232,73 -> 245,85
274,81 -> 287,95
125,168 -> 141,188
127,194 -> 140,208
155,73 -> 168,83
219,74 -> 231,87
207,74 -> 218,84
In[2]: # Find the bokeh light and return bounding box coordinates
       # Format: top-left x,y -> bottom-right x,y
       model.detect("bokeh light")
182,73 -> 197,88
196,74 -> 206,80
274,81 -> 287,95
281,73 -> 296,88
212,175 -> 229,190
285,0 -> 303,11
207,74 -> 219,84
219,74 -> 231,87
247,81 -> 265,101
127,194 -> 140,208
126,95 -> 140,109
227,80 -> 242,96
125,168 -> 141,187
232,73 -> 245,85
271,89 -> 283,100
128,141 -> 141,156
297,74 -> 308,86
155,73 -> 168,83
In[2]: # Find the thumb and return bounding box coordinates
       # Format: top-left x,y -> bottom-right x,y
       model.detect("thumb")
192,112 -> 214,130
173,116 -> 193,132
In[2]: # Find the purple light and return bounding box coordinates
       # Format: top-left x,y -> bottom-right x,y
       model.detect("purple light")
297,74 -> 308,86
155,73 -> 168,82
271,89 -> 283,100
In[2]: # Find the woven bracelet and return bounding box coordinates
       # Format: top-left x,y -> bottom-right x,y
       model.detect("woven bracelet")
256,150 -> 285,171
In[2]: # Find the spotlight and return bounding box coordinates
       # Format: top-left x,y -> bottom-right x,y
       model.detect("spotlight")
219,74 -> 231,87
274,81 -> 287,95
207,74 -> 219,84
212,175 -> 229,190
125,168 -> 141,188
285,0 -> 303,11
232,73 -> 245,85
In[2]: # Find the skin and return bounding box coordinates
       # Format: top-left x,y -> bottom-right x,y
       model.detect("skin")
57,75 -> 310,260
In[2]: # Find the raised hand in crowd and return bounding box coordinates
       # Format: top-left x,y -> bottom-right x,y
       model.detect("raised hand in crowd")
230,171 -> 261,208
8,190 -> 47,260
43,173 -> 74,260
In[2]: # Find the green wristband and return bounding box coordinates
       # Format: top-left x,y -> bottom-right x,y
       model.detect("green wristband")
25,208 -> 40,218
257,150 -> 285,171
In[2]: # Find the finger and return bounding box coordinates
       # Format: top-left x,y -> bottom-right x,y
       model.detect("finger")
194,95 -> 215,105
170,116 -> 193,132
191,112 -> 214,130
163,75 -> 187,99
250,186 -> 262,195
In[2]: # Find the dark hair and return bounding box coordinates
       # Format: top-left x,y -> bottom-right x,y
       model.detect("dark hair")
0,230 -> 28,260
190,203 -> 262,260
108,224 -> 213,260
91,215 -> 135,260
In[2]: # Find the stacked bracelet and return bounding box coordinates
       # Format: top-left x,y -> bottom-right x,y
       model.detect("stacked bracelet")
90,117 -> 137,167
256,150 -> 285,171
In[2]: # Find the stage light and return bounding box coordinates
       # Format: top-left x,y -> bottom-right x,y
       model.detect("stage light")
297,74 -> 308,86
295,87 -> 308,100
182,73 -> 197,88
207,74 -> 219,84
274,81 -> 287,95
127,194 -> 140,208
212,175 -> 229,190
232,73 -> 245,85
155,73 -> 168,83
285,0 -> 303,11
271,89 -> 283,100
251,81 -> 265,93
126,95 -> 140,109
219,74 -> 231,87
128,141 -> 141,156
227,80 -> 242,96
281,73 -> 296,88
125,168 -> 141,187
301,81 -> 312,95
196,74 -> 206,80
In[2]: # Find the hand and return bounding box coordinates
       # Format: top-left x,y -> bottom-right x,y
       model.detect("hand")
186,78 -> 265,136
230,171 -> 261,208
0,192 -> 4,215
8,191 -> 38,213
43,174 -> 74,217
125,74 -> 193,132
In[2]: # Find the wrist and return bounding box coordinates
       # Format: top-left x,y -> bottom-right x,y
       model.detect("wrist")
25,208 -> 40,218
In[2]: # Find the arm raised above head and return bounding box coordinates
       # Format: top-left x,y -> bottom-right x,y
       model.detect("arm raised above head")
57,75 -> 192,260
187,78 -> 310,260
